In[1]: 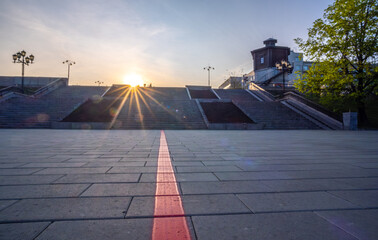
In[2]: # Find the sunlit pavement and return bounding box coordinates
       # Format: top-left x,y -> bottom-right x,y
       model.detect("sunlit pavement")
0,129 -> 377,240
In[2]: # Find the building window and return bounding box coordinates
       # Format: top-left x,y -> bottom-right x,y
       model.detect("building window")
260,57 -> 264,64
303,66 -> 309,71
295,66 -> 301,71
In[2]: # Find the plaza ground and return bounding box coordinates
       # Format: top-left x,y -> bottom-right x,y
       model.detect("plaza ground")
0,129 -> 377,239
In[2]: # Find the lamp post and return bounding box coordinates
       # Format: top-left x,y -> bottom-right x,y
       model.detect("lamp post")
203,66 -> 215,86
12,50 -> 34,93
95,81 -> 104,86
275,60 -> 293,92
63,60 -> 75,84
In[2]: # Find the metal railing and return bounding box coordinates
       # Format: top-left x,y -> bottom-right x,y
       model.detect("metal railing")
282,92 -> 342,121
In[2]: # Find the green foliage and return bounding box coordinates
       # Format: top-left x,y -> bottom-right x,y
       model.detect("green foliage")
294,0 -> 378,117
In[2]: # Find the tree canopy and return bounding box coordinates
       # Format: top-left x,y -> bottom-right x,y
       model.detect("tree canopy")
294,0 -> 378,124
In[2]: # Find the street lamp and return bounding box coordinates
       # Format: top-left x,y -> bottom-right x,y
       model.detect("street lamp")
275,60 -> 293,92
95,81 -> 104,86
63,60 -> 75,84
12,50 -> 34,93
203,66 -> 215,86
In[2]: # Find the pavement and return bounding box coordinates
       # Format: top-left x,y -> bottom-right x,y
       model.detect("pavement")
0,129 -> 377,240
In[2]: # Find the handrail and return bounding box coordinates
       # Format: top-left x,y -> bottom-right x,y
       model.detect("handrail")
282,91 -> 342,122
254,69 -> 281,84
249,82 -> 275,101
0,86 -> 23,97
33,78 -> 68,96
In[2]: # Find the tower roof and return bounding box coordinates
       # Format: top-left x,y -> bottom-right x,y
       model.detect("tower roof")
263,38 -> 277,47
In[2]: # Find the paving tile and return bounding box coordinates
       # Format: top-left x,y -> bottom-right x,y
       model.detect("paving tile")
0,175 -> 63,185
36,219 -> 152,240
140,173 -> 218,182
0,169 -> 42,175
316,209 -> 378,240
202,160 -> 241,166
67,158 -> 121,162
107,166 -> 157,173
33,167 -> 110,175
351,163 -> 378,168
215,169 -> 378,181
81,183 -> 156,197
180,181 -> 272,194
260,179 -> 358,191
55,174 -> 140,183
36,217 -> 195,240
0,184 -> 89,199
0,200 -> 17,211
21,163 -> 87,168
237,163 -> 359,171
127,194 -> 250,217
192,212 -> 357,240
120,158 -> 155,162
83,162 -> 146,167
237,192 -> 358,212
0,222 -> 50,240
0,197 -> 131,222
328,190 -> 378,208
176,166 -> 241,173
0,163 -> 26,168
333,177 -> 378,189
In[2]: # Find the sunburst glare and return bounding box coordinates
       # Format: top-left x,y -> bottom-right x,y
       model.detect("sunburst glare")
123,73 -> 144,87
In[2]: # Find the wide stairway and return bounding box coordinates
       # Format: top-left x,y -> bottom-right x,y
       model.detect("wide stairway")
0,86 -> 106,128
113,87 -> 207,129
62,86 -> 207,129
235,100 -> 321,129
213,89 -> 320,129
214,89 -> 259,102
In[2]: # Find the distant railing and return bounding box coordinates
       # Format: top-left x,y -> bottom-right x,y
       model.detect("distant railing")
33,78 -> 68,97
282,91 -> 342,122
0,86 -> 23,97
255,69 -> 281,85
249,83 -> 275,102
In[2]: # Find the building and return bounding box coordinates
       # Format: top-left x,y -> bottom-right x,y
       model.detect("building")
249,38 -> 313,89
218,38 -> 313,90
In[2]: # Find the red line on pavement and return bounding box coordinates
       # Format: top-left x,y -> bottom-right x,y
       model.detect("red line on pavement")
152,130 -> 191,240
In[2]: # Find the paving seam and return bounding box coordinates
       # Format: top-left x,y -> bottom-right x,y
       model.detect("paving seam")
3,208 -> 378,224
313,212 -> 361,240
77,183 -> 93,197
123,196 -> 133,219
325,190 -> 366,208
32,221 -> 53,240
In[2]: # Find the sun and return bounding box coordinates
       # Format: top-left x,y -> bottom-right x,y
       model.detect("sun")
123,73 -> 144,87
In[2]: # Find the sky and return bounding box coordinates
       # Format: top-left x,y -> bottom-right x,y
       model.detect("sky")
0,0 -> 334,87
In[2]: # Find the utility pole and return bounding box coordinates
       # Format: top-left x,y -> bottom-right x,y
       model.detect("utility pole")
203,66 -> 215,86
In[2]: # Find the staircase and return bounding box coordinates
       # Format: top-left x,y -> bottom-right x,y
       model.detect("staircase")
113,87 -> 206,129
0,86 -> 107,128
214,89 -> 260,102
236,101 -> 321,129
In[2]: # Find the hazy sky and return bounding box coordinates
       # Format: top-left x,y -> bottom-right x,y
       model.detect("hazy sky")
0,0 -> 334,87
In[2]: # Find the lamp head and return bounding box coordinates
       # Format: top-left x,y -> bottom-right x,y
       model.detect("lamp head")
12,54 -> 17,62
21,50 -> 26,57
29,54 -> 34,62
17,52 -> 21,59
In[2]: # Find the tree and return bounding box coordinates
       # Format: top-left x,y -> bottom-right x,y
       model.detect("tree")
294,0 -> 378,125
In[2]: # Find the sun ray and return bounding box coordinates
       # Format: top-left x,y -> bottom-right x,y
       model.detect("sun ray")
108,87 -> 132,129
134,88 -> 145,129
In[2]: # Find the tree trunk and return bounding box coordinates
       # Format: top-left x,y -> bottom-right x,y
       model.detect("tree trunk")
357,98 -> 368,127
